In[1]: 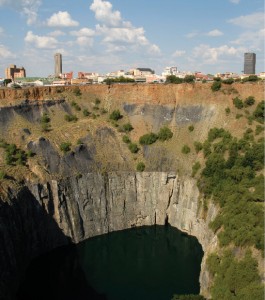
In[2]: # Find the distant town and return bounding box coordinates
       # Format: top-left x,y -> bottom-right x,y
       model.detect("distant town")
0,52 -> 264,88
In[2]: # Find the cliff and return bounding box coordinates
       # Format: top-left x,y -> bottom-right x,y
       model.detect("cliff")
0,83 -> 263,299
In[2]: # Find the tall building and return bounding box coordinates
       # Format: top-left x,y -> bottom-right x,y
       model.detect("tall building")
54,53 -> 62,77
5,65 -> 26,80
244,53 -> 256,74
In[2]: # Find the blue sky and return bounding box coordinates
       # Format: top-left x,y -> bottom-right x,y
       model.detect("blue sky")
0,0 -> 264,77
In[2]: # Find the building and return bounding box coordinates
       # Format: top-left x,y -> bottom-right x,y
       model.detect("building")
244,53 -> 256,74
5,65 -> 26,80
130,68 -> 155,76
162,67 -> 178,77
60,71 -> 73,80
54,53 -> 62,77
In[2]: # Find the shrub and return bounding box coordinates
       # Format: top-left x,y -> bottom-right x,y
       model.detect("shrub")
122,123 -> 134,132
0,171 -> 6,180
157,126 -> 173,141
95,98 -> 101,105
244,96 -> 255,107
253,101 -> 264,124
222,78 -> 234,84
194,141 -> 203,153
60,142 -> 72,153
64,114 -> 78,122
41,113 -> 50,124
166,75 -> 183,84
172,295 -> 206,300
183,75 -> 195,83
136,162 -> 145,172
188,125 -> 194,132
73,87 -> 82,96
225,107 -> 230,115
182,145 -> 191,154
41,122 -> 51,132
255,125 -> 264,135
122,135 -> 131,144
83,109 -> 90,116
211,81 -> 221,91
233,97 -> 244,109
236,113 -> 243,119
128,143 -> 139,153
192,161 -> 201,177
213,77 -> 221,81
109,110 -> 122,121
139,133 -> 158,145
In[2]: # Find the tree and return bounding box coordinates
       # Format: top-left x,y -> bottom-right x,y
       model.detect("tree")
139,133 -> 158,145
182,145 -> 191,154
211,81 -> 221,91
60,142 -> 72,153
166,75 -> 183,84
136,162 -> 145,172
157,126 -> 173,141
233,97 -> 244,109
183,75 -> 195,83
128,143 -> 139,153
109,110 -> 122,121
244,96 -> 255,107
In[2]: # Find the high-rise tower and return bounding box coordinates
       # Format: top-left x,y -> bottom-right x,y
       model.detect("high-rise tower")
54,53 -> 62,77
244,53 -> 256,75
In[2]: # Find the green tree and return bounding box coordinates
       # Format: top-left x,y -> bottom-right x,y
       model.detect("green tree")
128,143 -> 139,153
233,97 -> 244,109
157,126 -> 173,141
136,162 -> 145,172
139,133 -> 158,145
244,96 -> 255,107
60,142 -> 72,153
211,81 -> 222,91
109,110 -> 122,121
166,75 -> 183,84
182,145 -> 191,154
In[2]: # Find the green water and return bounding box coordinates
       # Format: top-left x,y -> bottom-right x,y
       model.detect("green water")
17,226 -> 203,300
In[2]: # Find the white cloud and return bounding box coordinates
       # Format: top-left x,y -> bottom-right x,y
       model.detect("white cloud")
25,31 -> 58,49
207,29 -> 224,37
148,44 -> 161,55
185,31 -> 199,39
76,37 -> 94,48
47,11 -> 79,27
172,50 -> 186,57
231,28 -> 265,50
70,28 -> 95,37
229,0 -> 240,4
193,44 -> 246,64
0,0 -> 41,25
0,44 -> 15,58
228,12 -> 264,29
48,30 -> 66,37
90,0 -> 121,27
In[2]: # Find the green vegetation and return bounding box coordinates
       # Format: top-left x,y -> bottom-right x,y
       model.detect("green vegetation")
207,250 -> 263,299
128,143 -> 139,153
122,135 -> 131,144
225,107 -> 231,115
139,133 -> 158,145
136,162 -> 145,172
233,97 -> 244,109
172,295 -> 205,300
252,101 -> 264,124
109,110 -> 123,121
64,114 -> 78,122
255,125 -> 263,135
83,109 -> 90,117
0,170 -> 6,180
194,141 -> 203,153
242,75 -> 259,82
122,123 -> 134,133
211,81 -> 221,91
0,141 -> 29,166
192,162 -> 201,177
166,75 -> 183,84
188,125 -> 194,132
222,78 -> 234,85
244,96 -> 255,107
71,101 -> 81,111
95,98 -> 101,105
60,142 -> 72,153
236,113 -> 243,119
104,76 -> 135,84
40,113 -> 51,132
157,126 -> 173,141
183,75 -> 195,83
73,87 -> 82,96
181,145 -> 191,154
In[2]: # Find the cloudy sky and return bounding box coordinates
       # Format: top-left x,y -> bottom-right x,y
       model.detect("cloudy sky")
0,0 -> 264,77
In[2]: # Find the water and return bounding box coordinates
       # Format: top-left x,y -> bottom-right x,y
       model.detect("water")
17,226 -> 203,300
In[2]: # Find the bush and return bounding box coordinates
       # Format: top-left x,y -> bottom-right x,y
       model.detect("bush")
253,101 -> 264,124
139,133 -> 158,145
95,98 -> 101,105
211,81 -> 221,91
166,75 -> 183,84
225,107 -> 230,115
128,143 -> 139,153
71,101 -> 81,111
182,145 -> 191,154
60,142 -> 72,153
188,125 -> 194,132
136,162 -> 145,172
233,97 -> 244,109
192,161 -> 201,177
109,110 -> 122,121
122,123 -> 134,132
122,135 -> 131,144
222,78 -> 234,84
236,113 -> 243,119
194,141 -> 203,153
255,125 -> 263,135
244,96 -> 255,107
41,113 -> 50,124
157,126 -> 173,141
0,170 -> 6,180
172,295 -> 206,300
83,109 -> 90,116
73,87 -> 82,96
183,75 -> 195,83
64,114 -> 78,122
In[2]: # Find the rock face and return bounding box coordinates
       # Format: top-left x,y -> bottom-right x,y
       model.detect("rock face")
0,172 -> 218,300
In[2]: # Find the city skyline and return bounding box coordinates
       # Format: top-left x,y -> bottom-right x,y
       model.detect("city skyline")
0,0 -> 264,77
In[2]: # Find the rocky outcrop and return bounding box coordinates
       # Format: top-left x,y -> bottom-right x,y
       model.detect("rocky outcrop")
0,172 -> 218,299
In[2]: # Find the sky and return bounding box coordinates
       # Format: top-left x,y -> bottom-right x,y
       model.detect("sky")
0,0 -> 264,77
